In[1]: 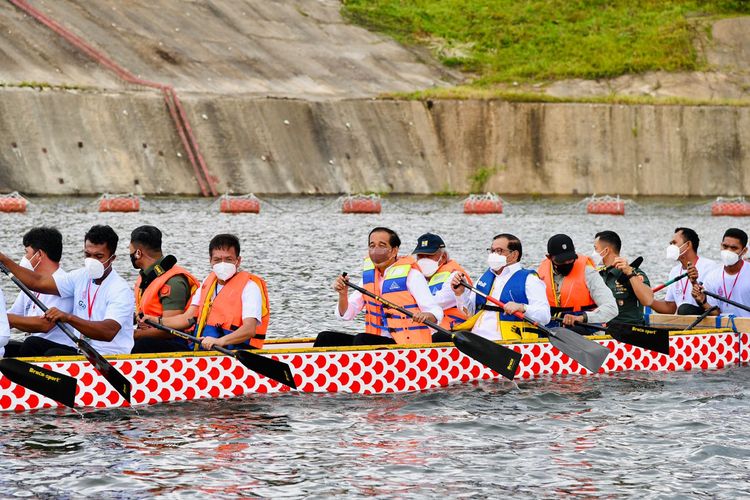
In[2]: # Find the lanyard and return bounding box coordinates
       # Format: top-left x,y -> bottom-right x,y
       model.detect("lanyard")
722,262 -> 743,301
87,281 -> 102,319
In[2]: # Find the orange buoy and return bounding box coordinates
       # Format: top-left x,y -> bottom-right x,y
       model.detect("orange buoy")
220,195 -> 260,214
342,195 -> 381,214
0,193 -> 27,213
99,195 -> 140,212
586,197 -> 625,215
463,194 -> 503,214
711,198 -> 750,216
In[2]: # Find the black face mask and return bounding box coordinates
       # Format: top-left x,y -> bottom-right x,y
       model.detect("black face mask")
129,252 -> 139,269
554,261 -> 576,276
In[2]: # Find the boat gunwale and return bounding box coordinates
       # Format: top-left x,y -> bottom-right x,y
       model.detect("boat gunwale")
10,328 -> 735,364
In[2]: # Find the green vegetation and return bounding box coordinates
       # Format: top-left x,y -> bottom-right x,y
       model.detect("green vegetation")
342,0 -> 750,84
469,165 -> 502,192
0,81 -> 90,91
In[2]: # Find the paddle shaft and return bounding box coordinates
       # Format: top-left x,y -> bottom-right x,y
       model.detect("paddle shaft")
145,319 -> 237,357
700,287 -> 750,314
652,272 -> 688,293
685,305 -> 719,330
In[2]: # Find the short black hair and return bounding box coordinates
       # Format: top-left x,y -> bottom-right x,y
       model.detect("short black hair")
130,225 -> 162,252
369,227 -> 401,248
595,230 -> 622,253
84,225 -> 118,255
493,233 -> 522,260
209,233 -> 241,256
22,227 -> 63,263
723,228 -> 748,248
675,227 -> 699,251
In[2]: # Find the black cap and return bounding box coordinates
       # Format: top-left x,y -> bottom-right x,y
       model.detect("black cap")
412,233 -> 445,255
547,234 -> 576,263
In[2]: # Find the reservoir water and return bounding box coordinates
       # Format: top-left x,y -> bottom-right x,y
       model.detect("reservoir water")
0,196 -> 747,498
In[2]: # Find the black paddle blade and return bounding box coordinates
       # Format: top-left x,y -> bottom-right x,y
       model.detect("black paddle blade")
548,327 -> 610,373
235,350 -> 297,390
452,331 -> 521,381
77,341 -> 132,403
0,358 -> 77,408
606,322 -> 670,355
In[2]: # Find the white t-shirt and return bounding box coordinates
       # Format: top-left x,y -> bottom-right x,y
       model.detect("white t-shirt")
53,268 -> 135,355
191,276 -> 263,323
0,289 -> 10,357
8,268 -> 76,347
702,262 -> 750,318
665,257 -> 719,308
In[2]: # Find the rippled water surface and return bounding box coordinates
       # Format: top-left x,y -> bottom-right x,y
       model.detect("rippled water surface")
0,196 -> 748,498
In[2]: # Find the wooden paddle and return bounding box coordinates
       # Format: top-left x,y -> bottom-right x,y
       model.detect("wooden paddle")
144,319 -> 297,389
577,321 -> 671,354
652,272 -> 689,293
458,279 -> 610,373
342,276 -> 522,381
0,262 -> 131,403
0,357 -> 77,408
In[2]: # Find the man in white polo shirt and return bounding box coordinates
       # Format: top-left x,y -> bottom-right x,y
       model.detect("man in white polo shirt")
0,289 -> 9,358
3,227 -> 75,357
0,225 -> 134,356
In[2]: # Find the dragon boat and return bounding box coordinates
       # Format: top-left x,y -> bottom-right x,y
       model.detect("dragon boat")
1,314 -> 748,412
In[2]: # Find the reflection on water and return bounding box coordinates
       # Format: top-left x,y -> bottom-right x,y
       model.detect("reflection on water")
0,196 -> 748,497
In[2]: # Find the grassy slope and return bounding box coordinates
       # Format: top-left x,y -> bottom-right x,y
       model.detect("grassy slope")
342,0 -> 750,85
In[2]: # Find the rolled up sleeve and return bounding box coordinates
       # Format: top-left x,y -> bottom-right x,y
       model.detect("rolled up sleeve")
407,270 -> 443,324
584,267 -> 618,323
524,274 -> 551,325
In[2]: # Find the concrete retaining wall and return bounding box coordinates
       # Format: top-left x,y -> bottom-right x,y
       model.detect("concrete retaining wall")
0,87 -> 747,196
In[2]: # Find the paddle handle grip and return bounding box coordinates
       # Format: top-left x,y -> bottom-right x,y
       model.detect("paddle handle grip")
652,272 -> 689,292
0,261 -> 80,343
144,319 -> 236,356
458,279 -> 541,328
342,276 -> 452,336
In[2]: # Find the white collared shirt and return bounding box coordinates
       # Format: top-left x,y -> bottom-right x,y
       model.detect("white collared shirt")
0,289 -> 9,357
702,262 -> 750,317
53,267 -> 135,355
8,268 -> 76,347
458,263 -> 550,341
336,263 -> 443,338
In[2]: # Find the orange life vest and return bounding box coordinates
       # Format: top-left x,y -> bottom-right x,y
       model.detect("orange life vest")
425,259 -> 472,329
193,271 -> 270,350
362,256 -> 432,344
537,254 -> 597,314
134,265 -> 200,317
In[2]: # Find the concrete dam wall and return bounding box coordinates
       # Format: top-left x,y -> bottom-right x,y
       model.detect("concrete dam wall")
0,87 -> 747,196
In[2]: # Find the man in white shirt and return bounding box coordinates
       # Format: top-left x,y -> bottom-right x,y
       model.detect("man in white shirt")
692,228 -> 750,318
149,234 -> 269,351
451,233 -> 550,341
651,227 -> 719,315
0,225 -> 134,356
319,227 -> 443,346
4,227 -> 75,357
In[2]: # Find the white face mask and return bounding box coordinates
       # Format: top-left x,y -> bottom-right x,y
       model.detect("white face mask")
417,257 -> 440,278
665,243 -> 684,262
213,262 -> 237,281
19,251 -> 39,271
487,252 -> 507,271
591,249 -> 604,266
84,257 -> 110,280
721,250 -> 740,267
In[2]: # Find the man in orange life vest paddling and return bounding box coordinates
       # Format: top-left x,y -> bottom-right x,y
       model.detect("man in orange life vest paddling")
130,225 -> 199,353
412,233 -> 472,340
142,234 -> 269,351
321,227 -> 443,346
450,233 -> 550,341
537,233 -> 617,333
